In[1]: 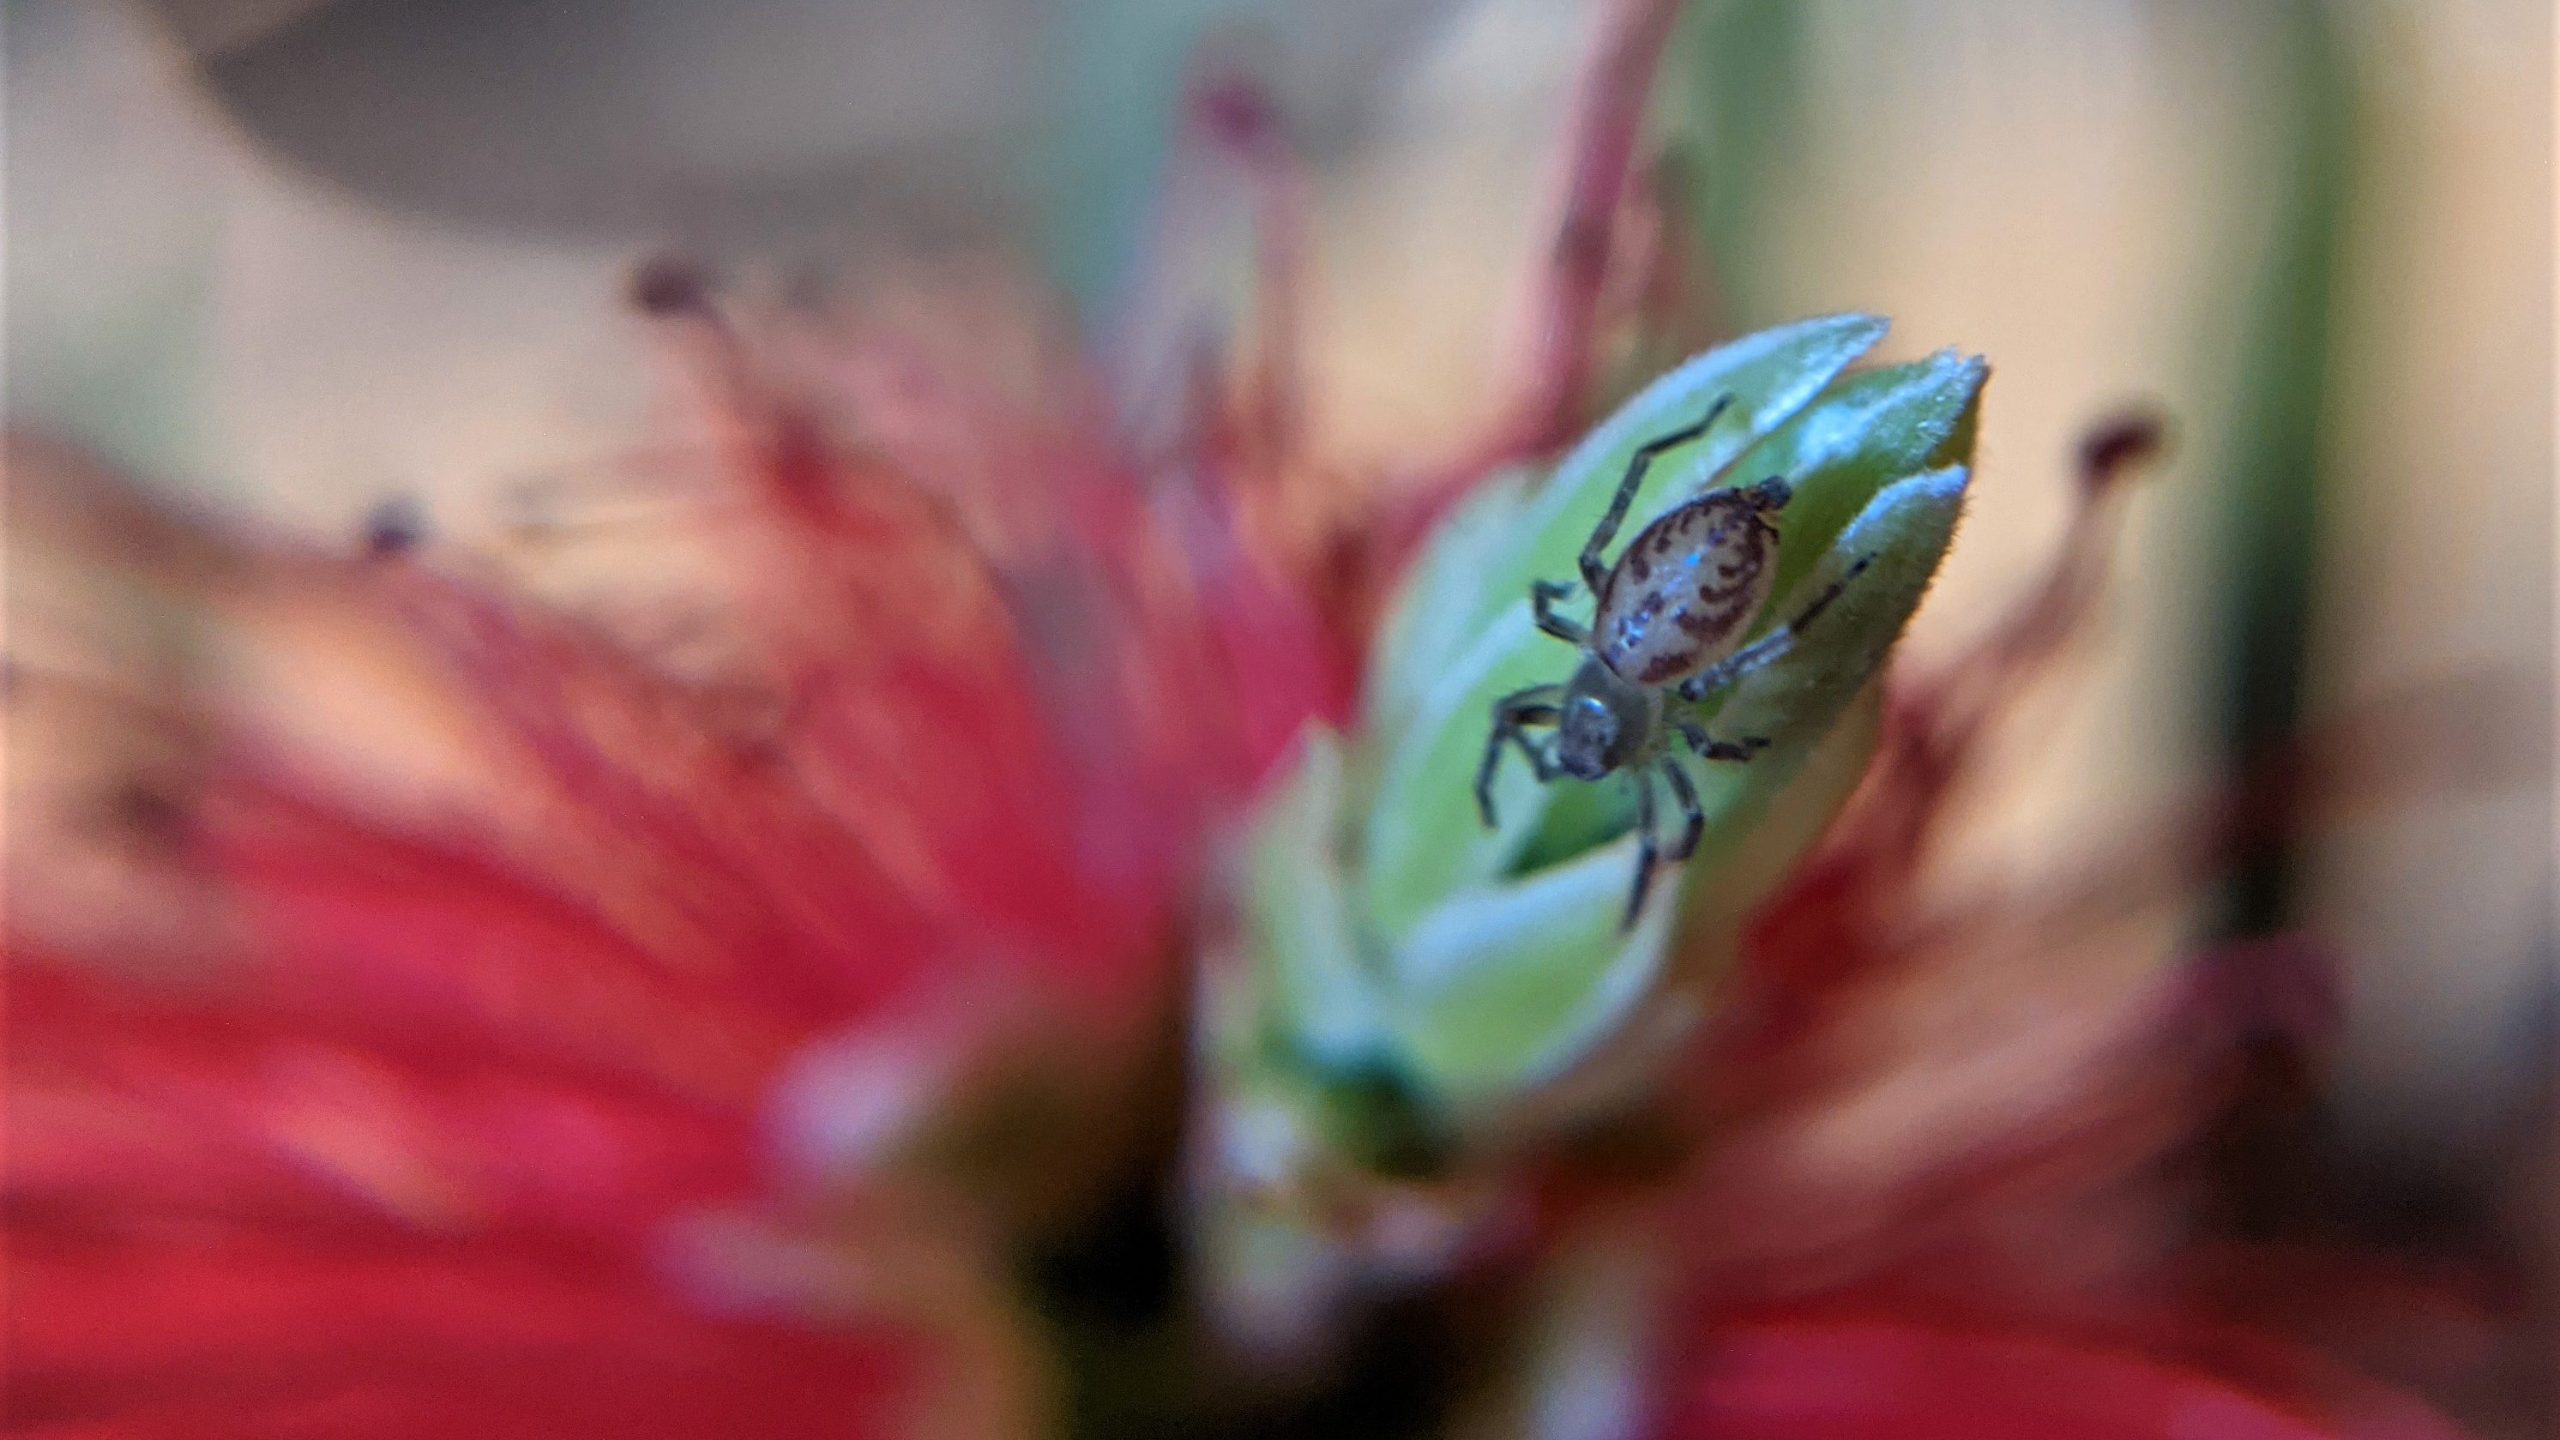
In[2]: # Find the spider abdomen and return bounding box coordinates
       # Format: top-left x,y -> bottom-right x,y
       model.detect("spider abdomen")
1591,490 -> 1779,686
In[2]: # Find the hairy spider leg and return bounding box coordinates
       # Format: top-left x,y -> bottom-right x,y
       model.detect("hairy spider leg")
1530,579 -> 1588,645
1676,720 -> 1768,764
1476,685 -> 1565,828
1577,393 -> 1735,594
1657,756 -> 1705,861
1677,552 -> 1878,705
1622,767 -> 1661,930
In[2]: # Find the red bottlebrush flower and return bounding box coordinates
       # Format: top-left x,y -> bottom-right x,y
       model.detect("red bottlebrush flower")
1633,418 -> 2492,1440
3,246 -> 1347,1435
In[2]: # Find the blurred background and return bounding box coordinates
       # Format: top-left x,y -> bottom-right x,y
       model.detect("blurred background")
7,0 -> 2552,1412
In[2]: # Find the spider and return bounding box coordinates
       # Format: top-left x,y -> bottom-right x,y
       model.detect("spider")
1474,394 -> 1872,930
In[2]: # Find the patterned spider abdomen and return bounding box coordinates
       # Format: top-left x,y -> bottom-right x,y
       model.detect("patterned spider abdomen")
1592,489 -> 1781,686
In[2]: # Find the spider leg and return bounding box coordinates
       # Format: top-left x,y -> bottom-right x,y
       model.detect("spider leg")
1529,735 -> 1564,780
1658,757 -> 1705,861
1676,640 -> 1773,705
1782,550 -> 1873,633
1621,767 -> 1660,931
1530,579 -> 1588,645
1675,719 -> 1769,764
1579,394 -> 1735,593
1476,685 -> 1564,828
1678,552 -> 1878,703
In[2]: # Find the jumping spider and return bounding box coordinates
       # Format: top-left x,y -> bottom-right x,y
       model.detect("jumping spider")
1476,394 -> 1872,930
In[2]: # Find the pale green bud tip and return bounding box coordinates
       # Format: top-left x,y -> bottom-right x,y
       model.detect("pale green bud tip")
1233,314 -> 1985,1155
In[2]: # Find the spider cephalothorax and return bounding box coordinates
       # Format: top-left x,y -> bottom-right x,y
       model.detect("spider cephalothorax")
1476,396 -> 1870,928
1552,656 -> 1654,780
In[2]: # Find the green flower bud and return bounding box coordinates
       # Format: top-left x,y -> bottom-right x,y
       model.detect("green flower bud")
1193,316 -> 1983,1351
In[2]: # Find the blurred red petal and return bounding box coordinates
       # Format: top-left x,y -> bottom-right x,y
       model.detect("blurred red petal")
10,1233 -> 910,1440
1667,1312 -> 2465,1440
4,258 -> 1359,1432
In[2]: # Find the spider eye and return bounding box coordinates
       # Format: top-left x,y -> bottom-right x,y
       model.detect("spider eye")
1747,476 -> 1793,511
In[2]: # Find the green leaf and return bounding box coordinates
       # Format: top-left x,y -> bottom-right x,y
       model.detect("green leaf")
1363,468 -> 1532,742
1516,350 -> 1987,859
1481,313 -> 1890,641
1359,602 -> 1566,943
1356,315 -> 1894,942
1239,317 -> 1985,1162
1388,835 -> 1678,1111
1246,729 -> 1392,1073
1385,469 -> 1964,1120
1680,463 -> 1973,829
1726,348 -> 1987,619
1668,682 -> 1882,968
1653,0 -> 1814,334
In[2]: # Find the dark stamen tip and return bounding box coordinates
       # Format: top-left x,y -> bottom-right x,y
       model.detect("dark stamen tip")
2078,408 -> 2170,492
628,254 -> 716,318
1192,72 -> 1281,155
361,498 -> 424,558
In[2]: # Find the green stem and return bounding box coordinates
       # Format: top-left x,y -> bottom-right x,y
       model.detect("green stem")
2208,0 -> 2362,937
